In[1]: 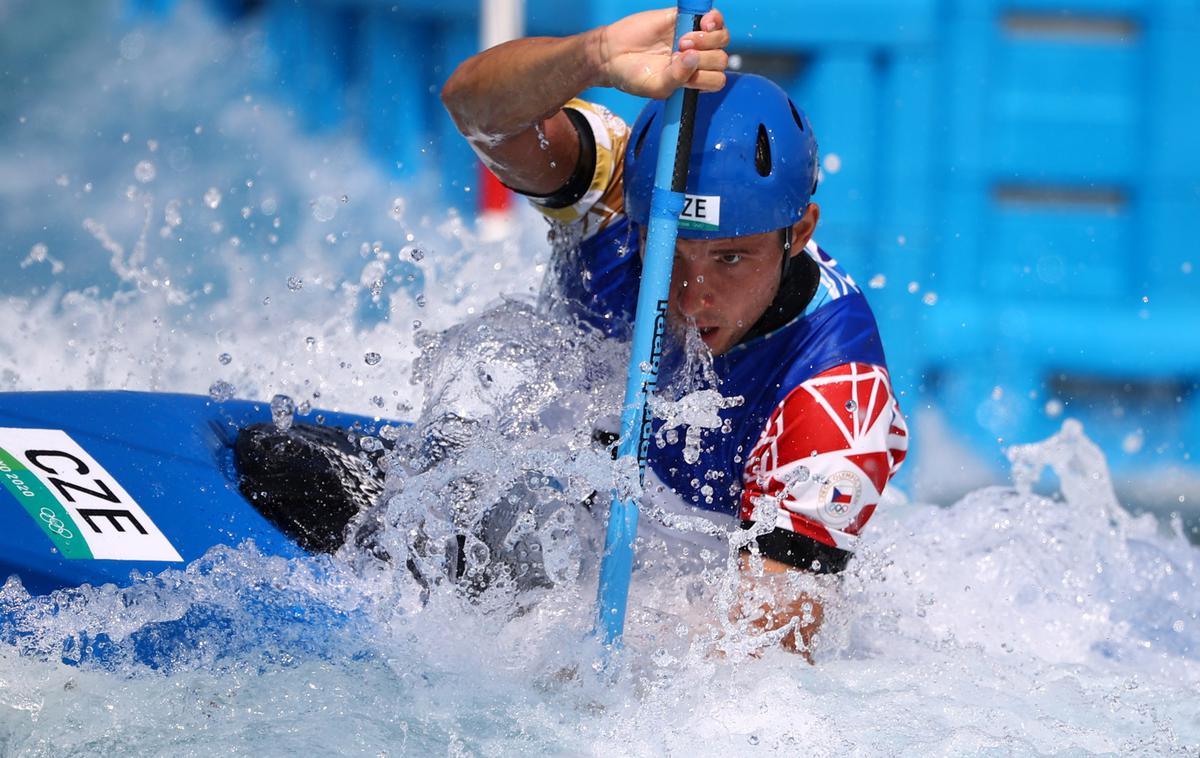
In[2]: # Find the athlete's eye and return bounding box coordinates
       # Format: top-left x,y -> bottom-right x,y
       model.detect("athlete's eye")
718,253 -> 742,265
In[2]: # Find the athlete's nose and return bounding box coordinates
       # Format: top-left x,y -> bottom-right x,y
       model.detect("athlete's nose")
671,256 -> 713,318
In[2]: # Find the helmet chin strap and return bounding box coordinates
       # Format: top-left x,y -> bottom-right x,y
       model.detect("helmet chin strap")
780,224 -> 794,279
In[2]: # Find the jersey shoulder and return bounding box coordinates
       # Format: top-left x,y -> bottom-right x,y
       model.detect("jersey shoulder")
741,362 -> 909,552
802,241 -> 865,315
527,99 -> 630,240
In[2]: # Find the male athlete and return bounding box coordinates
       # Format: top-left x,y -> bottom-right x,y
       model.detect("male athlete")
441,6 -> 908,654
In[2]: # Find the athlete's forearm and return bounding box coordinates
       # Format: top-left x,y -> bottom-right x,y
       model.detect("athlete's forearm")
440,32 -> 604,195
441,8 -> 729,197
442,32 -> 604,145
737,553 -> 825,662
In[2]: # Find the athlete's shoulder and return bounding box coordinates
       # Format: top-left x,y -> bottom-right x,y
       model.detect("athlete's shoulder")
741,362 -> 909,553
802,240 -> 865,313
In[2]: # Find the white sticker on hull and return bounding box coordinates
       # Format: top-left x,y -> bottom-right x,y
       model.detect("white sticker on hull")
0,428 -> 183,562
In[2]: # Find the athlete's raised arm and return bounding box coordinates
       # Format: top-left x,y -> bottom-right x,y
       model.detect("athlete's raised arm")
440,7 -> 729,197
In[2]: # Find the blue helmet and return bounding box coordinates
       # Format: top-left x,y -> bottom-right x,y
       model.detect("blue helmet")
624,72 -> 819,240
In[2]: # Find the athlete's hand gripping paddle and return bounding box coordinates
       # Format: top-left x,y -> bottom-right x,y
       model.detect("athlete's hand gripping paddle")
595,0 -> 712,649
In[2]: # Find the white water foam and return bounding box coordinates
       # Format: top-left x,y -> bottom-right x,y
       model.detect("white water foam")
0,1 -> 1198,755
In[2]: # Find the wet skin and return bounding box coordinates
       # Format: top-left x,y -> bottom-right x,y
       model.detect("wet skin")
642,204 -> 820,356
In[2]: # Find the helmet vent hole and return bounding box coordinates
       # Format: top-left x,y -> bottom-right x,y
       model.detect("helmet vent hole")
755,123 -> 772,177
634,113 -> 656,160
789,100 -> 805,131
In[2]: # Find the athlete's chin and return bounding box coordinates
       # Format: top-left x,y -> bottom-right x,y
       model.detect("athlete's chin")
700,327 -> 731,355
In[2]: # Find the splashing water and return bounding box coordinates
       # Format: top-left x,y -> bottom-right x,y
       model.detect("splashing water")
650,389 -> 743,464
0,1 -> 1198,755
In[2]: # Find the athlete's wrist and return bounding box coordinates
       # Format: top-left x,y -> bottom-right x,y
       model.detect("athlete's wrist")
580,25 -> 613,91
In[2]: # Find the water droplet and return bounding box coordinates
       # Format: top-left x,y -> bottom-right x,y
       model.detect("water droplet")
121,132 -> 131,144
364,351 -> 382,366
340,194 -> 349,204
868,274 -> 886,289
204,187 -> 222,209
415,294 -> 426,308
1045,398 -> 1064,418
134,160 -> 156,183
360,436 -> 382,452
1121,429 -> 1144,454
822,154 -> 841,174
164,199 -> 182,228
270,394 -> 295,432
412,320 -> 422,329
747,735 -> 760,746
845,399 -> 857,412
409,247 -> 425,262
287,276 -> 303,291
25,243 -> 48,264
218,353 -> 232,365
312,195 -> 338,222
261,296 -> 271,306
371,395 -> 385,408
208,380 -> 236,402
907,281 -> 920,294
305,336 -> 317,351
922,291 -> 938,306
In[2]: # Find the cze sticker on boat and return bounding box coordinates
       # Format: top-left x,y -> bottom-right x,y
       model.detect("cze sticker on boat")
0,428 -> 182,562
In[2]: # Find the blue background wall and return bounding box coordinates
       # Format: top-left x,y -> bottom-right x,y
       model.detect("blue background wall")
129,0 -> 1199,494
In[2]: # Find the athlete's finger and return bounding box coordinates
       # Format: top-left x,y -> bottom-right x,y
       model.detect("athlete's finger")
686,69 -> 727,93
679,27 -> 730,52
701,8 -> 725,33
689,49 -> 728,73
663,50 -> 702,90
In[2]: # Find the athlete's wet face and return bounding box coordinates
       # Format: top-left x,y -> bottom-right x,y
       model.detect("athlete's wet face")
639,205 -> 819,356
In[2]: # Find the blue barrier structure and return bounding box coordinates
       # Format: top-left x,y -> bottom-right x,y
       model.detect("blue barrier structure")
125,0 -> 1198,494
583,0 -> 1200,487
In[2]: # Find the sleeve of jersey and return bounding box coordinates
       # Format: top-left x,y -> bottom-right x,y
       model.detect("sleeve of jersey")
740,362 -> 909,559
524,99 -> 630,241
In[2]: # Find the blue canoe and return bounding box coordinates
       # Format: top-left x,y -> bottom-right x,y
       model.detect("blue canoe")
0,391 -> 396,597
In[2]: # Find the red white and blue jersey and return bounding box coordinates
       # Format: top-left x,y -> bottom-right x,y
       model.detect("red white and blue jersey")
526,100 -> 908,562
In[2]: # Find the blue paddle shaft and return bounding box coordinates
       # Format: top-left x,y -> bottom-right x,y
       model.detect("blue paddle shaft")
596,0 -> 712,647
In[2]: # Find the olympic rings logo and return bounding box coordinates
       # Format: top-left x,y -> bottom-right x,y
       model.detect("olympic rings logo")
38,507 -> 74,540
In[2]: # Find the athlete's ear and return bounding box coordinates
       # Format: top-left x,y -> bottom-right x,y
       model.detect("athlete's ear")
791,203 -> 820,256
